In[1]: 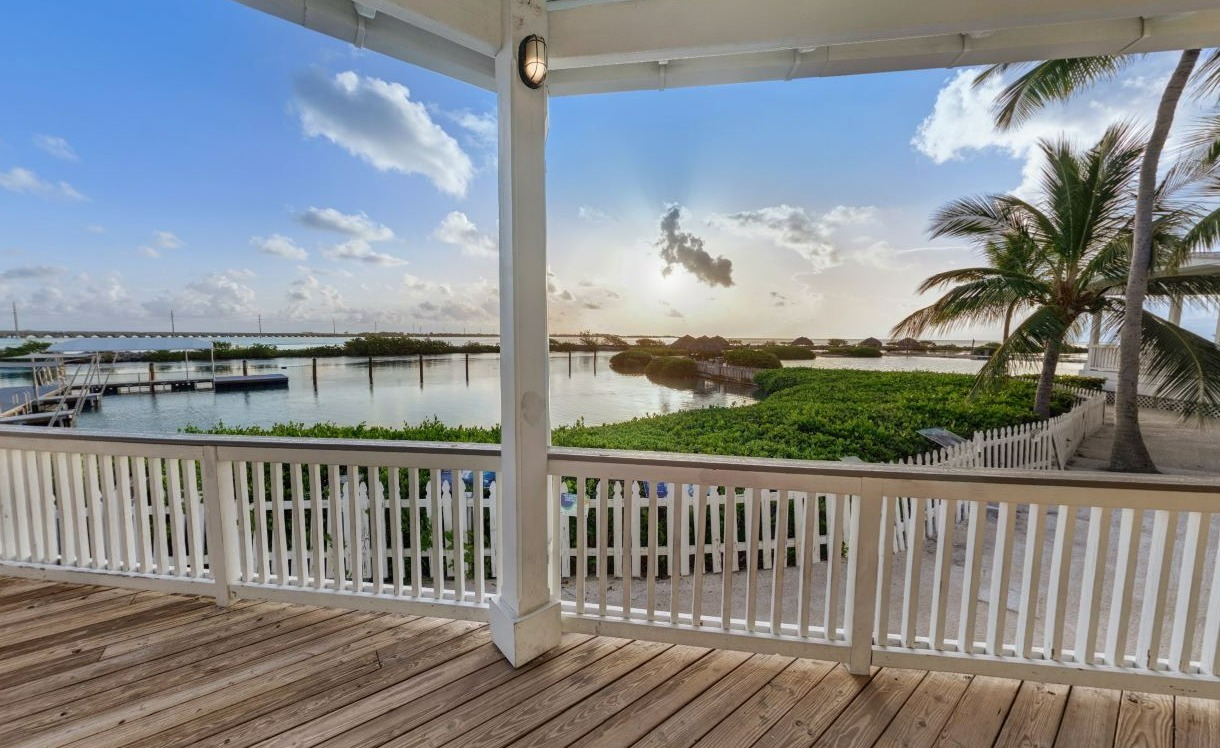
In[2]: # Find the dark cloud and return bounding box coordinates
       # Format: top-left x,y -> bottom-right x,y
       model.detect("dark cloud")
656,206 -> 733,288
0,265 -> 64,281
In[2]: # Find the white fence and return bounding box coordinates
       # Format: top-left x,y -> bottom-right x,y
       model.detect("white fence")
4,417 -> 1220,697
694,361 -> 764,384
893,388 -> 1106,471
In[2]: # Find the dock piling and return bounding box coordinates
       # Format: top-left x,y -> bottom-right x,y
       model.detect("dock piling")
242,360 -> 248,377
465,353 -> 469,384
418,354 -> 424,387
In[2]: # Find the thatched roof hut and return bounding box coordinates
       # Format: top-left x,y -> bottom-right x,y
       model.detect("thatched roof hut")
892,337 -> 925,351
790,336 -> 814,347
858,337 -> 883,348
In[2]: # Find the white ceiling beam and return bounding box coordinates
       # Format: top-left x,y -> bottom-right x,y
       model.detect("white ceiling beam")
547,8 -> 1220,95
547,0 -> 1219,68
348,0 -> 500,56
232,0 -> 496,89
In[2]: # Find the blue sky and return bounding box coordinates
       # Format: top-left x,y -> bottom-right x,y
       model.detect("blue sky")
1,1 -> 1215,340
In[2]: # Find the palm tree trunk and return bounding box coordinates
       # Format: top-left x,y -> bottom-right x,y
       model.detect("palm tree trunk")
1002,301 -> 1016,341
1108,49 -> 1200,473
1034,337 -> 1063,419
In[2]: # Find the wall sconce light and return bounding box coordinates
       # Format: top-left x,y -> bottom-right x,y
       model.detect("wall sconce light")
518,34 -> 548,89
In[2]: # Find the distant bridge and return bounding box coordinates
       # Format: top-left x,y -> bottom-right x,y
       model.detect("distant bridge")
11,331 -> 349,340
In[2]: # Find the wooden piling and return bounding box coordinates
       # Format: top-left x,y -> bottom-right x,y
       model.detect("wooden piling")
465,353 -> 469,383
418,354 -> 424,387
242,359 -> 248,377
148,362 -> 155,382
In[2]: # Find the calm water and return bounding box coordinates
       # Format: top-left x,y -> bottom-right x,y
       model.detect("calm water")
0,347 -> 1085,435
66,353 -> 757,433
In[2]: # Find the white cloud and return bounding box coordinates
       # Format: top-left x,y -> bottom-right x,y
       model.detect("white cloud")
297,207 -> 394,241
323,238 -> 408,266
284,272 -> 347,320
154,231 -> 183,250
578,206 -> 611,223
0,167 -> 88,200
143,270 -> 259,319
911,58 -> 1195,196
33,135 -> 78,161
22,272 -> 134,320
85,225 -> 106,234
139,247 -> 161,259
448,110 -> 496,147
294,70 -> 474,197
711,204 -> 877,271
432,211 -> 495,258
412,278 -> 498,323
252,234 -> 308,260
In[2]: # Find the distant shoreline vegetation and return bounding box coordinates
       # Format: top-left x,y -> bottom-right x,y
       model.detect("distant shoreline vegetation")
194,369 -> 1086,463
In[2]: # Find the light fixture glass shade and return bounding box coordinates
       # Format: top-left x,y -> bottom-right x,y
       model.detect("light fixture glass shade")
519,34 -> 548,89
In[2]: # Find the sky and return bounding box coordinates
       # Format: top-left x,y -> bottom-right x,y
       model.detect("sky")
1,1 -> 1216,340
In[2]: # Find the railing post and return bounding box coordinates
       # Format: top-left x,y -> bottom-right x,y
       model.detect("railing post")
844,479 -> 883,675
202,445 -> 240,606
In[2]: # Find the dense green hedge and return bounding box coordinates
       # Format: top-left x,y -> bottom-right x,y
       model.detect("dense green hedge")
644,356 -> 699,379
608,349 -> 654,373
198,369 -> 1073,463
724,349 -> 783,369
826,346 -> 884,358
760,345 -> 816,360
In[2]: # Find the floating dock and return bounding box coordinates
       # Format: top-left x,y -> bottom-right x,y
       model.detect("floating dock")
214,373 -> 289,390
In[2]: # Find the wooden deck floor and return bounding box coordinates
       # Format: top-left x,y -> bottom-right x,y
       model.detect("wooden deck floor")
0,577 -> 1216,747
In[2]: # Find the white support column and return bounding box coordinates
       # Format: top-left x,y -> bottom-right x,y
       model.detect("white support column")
488,0 -> 560,667
1089,312 -> 1102,346
1169,299 -> 1183,326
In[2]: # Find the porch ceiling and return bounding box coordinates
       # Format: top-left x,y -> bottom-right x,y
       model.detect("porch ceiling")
234,0 -> 1220,94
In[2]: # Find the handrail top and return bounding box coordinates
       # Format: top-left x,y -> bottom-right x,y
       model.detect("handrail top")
3,423 -> 1215,494
0,424 -> 501,459
548,446 -> 1220,494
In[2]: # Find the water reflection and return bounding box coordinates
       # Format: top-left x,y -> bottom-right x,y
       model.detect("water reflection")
71,352 -> 758,434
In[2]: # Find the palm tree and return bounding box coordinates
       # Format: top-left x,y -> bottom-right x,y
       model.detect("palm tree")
973,50 -> 1220,471
894,125 -> 1220,421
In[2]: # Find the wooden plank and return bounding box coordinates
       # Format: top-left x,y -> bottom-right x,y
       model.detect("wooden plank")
634,653 -> 794,748
67,615 -> 426,748
0,599 -> 240,683
1175,696 -> 1220,748
1053,687 -> 1120,748
508,645 -> 710,748
753,666 -> 877,748
568,649 -> 753,748
934,675 -> 1020,747
0,606 -> 330,721
0,603 -> 290,701
811,667 -> 925,747
875,671 -> 973,748
441,640 -> 672,748
191,623 -> 493,748
5,611 -> 388,747
331,637 -> 629,748
253,634 -> 590,748
1114,692 -> 1173,748
695,658 -> 836,748
994,680 -> 1070,748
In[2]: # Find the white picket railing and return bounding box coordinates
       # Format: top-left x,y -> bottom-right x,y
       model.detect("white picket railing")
3,422 -> 1220,697
548,448 -> 1220,696
0,430 -> 498,621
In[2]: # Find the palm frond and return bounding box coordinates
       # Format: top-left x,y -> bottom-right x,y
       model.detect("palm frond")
992,57 -> 1127,130
971,305 -> 1070,391
1145,274 -> 1220,307
1136,312 -> 1220,420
